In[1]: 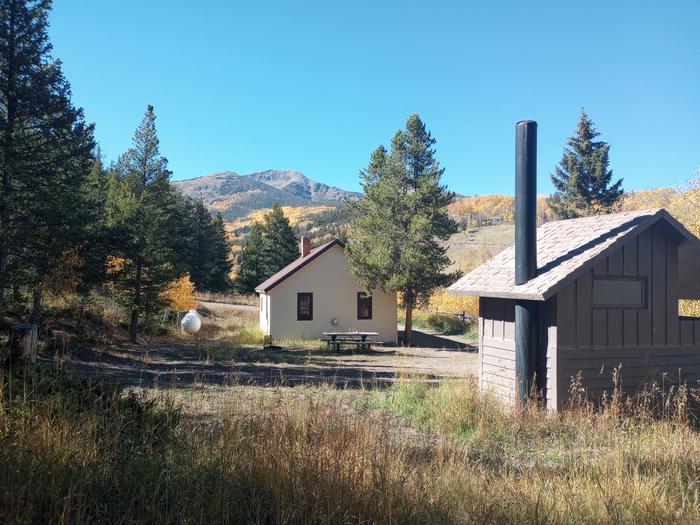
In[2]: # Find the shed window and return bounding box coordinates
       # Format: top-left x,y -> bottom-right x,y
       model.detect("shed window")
357,292 -> 372,320
297,293 -> 313,320
592,278 -> 646,308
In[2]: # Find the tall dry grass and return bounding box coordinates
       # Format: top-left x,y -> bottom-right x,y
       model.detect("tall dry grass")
2,359 -> 700,523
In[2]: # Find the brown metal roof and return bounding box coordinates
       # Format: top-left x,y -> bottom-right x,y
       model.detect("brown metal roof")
448,209 -> 700,301
255,239 -> 345,293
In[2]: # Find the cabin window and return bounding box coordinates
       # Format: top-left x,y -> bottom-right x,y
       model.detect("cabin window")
297,293 -> 313,320
357,292 -> 372,320
592,277 -> 646,308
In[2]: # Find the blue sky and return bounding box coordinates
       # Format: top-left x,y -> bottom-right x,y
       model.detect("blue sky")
50,1 -> 699,195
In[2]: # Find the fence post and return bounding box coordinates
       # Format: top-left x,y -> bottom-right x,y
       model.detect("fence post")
10,323 -> 39,362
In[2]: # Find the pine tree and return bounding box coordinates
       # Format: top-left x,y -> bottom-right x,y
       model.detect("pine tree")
549,109 -> 623,219
73,153 -> 110,308
233,205 -> 299,294
207,212 -> 233,291
261,204 -> 299,271
106,105 -> 181,343
0,0 -> 96,319
233,222 -> 266,294
346,114 -> 460,346
184,200 -> 232,292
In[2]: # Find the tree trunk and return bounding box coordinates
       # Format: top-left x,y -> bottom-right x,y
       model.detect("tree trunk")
130,263 -> 142,344
0,4 -> 18,318
404,304 -> 413,347
28,284 -> 42,324
129,309 -> 139,344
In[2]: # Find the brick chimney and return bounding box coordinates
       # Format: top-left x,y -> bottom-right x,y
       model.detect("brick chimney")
300,236 -> 311,257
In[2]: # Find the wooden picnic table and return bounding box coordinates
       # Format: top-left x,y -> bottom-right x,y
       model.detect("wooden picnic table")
322,331 -> 379,351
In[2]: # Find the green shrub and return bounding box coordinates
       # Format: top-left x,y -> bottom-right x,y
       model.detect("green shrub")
399,310 -> 474,336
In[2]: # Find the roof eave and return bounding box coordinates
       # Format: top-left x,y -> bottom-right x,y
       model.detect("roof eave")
446,288 -> 546,301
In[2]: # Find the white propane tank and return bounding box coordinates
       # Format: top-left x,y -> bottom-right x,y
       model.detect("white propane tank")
180,310 -> 202,334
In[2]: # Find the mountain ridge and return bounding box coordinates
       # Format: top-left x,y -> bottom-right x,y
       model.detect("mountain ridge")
174,169 -> 361,220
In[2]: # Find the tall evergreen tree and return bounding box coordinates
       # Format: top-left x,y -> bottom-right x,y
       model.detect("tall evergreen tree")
261,204 -> 299,271
233,222 -> 266,294
549,109 -> 623,218
233,205 -> 299,294
74,152 -> 110,302
184,199 -> 232,292
106,105 -> 181,343
0,0 -> 96,319
346,114 -> 460,346
207,212 -> 233,291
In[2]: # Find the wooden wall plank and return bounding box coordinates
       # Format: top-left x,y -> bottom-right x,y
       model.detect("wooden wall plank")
622,238 -> 639,347
608,248 -> 624,274
608,309 -> 623,346
576,270 -> 592,347
557,344 -> 700,402
607,247 -> 624,346
504,299 -> 515,341
637,228 -> 653,346
623,237 -> 639,276
558,344 -> 700,360
493,298 -> 504,339
607,249 -> 624,346
483,298 -> 493,339
557,282 -> 576,347
592,257 -> 608,347
653,224 -> 667,345
479,300 -> 484,380
680,319 -> 694,346
667,236 -> 680,346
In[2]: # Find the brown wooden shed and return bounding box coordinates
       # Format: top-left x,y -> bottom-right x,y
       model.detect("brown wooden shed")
448,208 -> 700,410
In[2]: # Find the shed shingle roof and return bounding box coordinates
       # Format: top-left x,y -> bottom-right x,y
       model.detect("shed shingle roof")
255,239 -> 345,293
447,209 -> 700,301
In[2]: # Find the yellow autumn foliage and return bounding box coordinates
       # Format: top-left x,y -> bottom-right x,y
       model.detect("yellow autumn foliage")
226,205 -> 337,254
162,274 -> 197,311
428,290 -> 479,317
44,249 -> 84,295
448,194 -> 556,226
106,255 -> 126,275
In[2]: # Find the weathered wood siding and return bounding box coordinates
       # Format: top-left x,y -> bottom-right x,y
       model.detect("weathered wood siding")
541,297 -> 558,411
480,297 -> 556,407
557,346 -> 700,405
555,222 -> 700,408
680,317 -> 700,346
556,223 -> 681,349
479,297 -> 516,402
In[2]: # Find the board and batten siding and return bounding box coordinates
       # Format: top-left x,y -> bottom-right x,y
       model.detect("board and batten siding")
555,222 -> 700,408
479,297 -> 516,402
263,244 -> 397,342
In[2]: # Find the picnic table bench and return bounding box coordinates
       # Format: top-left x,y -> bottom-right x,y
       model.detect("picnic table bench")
322,331 -> 380,351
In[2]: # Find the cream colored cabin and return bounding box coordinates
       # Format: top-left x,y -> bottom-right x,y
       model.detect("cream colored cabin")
256,239 -> 397,343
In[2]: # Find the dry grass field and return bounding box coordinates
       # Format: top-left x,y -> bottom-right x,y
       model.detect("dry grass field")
2,299 -> 700,523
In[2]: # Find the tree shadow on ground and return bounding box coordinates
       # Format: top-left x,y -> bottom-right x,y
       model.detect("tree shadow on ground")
401,330 -> 477,352
47,341 -> 446,390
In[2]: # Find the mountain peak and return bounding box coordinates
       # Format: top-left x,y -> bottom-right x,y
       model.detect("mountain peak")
174,170 -> 360,220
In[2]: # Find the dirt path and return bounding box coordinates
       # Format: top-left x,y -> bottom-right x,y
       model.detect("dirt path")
57,339 -> 477,390
53,300 -> 477,390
